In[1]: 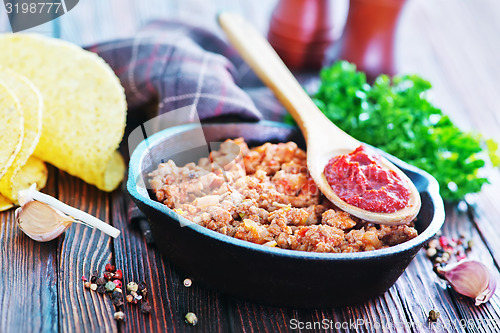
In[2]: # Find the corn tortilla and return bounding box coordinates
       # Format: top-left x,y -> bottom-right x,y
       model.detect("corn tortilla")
0,34 -> 127,192
0,68 -> 43,201
0,80 -> 23,181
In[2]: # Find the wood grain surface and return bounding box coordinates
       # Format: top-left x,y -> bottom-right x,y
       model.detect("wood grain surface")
1,0 -> 500,332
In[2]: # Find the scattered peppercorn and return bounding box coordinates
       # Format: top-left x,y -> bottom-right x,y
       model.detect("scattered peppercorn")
428,309 -> 440,321
96,277 -> 106,286
183,279 -> 192,288
81,275 -> 87,281
127,282 -> 138,293
84,282 -> 91,289
135,295 -> 143,301
113,280 -> 122,289
104,271 -> 114,281
90,284 -> 98,291
115,288 -> 122,294
130,291 -> 138,298
140,302 -> 152,314
185,312 -> 198,326
97,285 -> 107,294
112,297 -> 124,308
126,295 -> 134,303
138,282 -> 147,296
114,269 -> 123,280
105,264 -> 116,273
426,248 -> 437,258
105,281 -> 116,292
90,276 -> 97,284
112,290 -> 122,299
113,311 -> 125,321
428,239 -> 439,249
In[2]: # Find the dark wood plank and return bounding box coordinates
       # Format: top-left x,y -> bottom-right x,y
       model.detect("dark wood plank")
56,171 -> 117,333
0,166 -> 59,333
110,191 -> 231,332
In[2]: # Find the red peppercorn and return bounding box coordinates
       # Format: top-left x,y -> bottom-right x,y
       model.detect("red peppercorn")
105,264 -> 116,273
104,271 -> 114,280
81,276 -> 87,281
114,269 -> 123,280
439,236 -> 449,248
113,279 -> 122,289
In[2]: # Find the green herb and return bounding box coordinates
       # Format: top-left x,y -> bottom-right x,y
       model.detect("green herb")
287,61 -> 495,201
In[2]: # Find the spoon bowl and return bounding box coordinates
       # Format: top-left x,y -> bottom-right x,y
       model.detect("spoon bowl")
218,13 -> 421,225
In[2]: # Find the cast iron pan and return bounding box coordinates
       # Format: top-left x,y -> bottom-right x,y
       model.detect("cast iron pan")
127,121 -> 444,308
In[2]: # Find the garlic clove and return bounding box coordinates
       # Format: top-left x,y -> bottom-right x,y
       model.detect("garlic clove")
437,259 -> 497,306
16,200 -> 74,242
17,185 -> 120,238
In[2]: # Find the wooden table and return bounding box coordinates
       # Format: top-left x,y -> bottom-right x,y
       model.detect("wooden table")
2,0 -> 500,331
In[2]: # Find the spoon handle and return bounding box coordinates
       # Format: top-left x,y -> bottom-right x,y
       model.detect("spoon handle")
218,13 -> 341,140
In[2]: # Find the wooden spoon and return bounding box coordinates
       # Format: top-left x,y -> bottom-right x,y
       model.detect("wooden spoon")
218,13 -> 421,225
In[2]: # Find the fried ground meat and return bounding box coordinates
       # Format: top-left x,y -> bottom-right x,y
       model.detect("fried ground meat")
149,138 -> 418,253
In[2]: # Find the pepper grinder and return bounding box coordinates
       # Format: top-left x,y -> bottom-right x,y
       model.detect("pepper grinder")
267,0 -> 336,70
330,0 -> 407,80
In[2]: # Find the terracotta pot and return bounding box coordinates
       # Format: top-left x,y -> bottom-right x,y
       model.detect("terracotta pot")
268,0 -> 335,70
331,0 -> 407,80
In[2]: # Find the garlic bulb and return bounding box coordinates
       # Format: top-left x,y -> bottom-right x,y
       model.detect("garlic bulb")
16,184 -> 120,241
437,259 -> 497,306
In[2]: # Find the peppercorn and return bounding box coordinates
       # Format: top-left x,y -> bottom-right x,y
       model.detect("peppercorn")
84,282 -> 91,289
90,284 -> 98,291
104,271 -> 114,281
112,297 -> 124,308
97,285 -> 107,294
113,311 -> 125,321
105,264 -> 116,273
115,288 -> 122,294
183,278 -> 192,288
81,275 -> 87,281
114,269 -> 123,280
140,302 -> 152,314
130,291 -> 138,298
134,295 -> 143,301
90,271 -> 98,283
96,277 -> 106,286
428,239 -> 440,249
428,309 -> 440,321
138,282 -> 147,296
185,312 -> 198,326
127,282 -> 138,293
113,280 -> 122,289
105,281 -> 116,292
126,295 -> 134,303
112,290 -> 122,299
426,248 -> 437,258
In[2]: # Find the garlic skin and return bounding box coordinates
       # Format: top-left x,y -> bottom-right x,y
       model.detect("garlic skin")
437,259 -> 497,306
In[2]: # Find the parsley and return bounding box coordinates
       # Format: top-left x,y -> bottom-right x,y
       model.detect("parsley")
287,61 -> 494,201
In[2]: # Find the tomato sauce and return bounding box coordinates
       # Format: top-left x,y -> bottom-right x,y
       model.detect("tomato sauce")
324,145 -> 410,213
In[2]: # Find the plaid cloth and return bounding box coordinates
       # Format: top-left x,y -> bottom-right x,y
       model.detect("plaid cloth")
86,20 -> 286,123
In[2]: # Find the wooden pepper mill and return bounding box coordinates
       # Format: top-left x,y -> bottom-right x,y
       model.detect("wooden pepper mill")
267,0 -> 336,70
332,0 -> 407,80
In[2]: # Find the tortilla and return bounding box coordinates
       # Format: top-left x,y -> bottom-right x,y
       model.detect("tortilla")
0,33 -> 127,192
0,156 -> 48,212
0,68 -> 43,201
0,80 -> 23,181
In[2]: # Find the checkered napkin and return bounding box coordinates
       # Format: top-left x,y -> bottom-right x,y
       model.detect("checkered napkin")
87,19 -> 273,122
